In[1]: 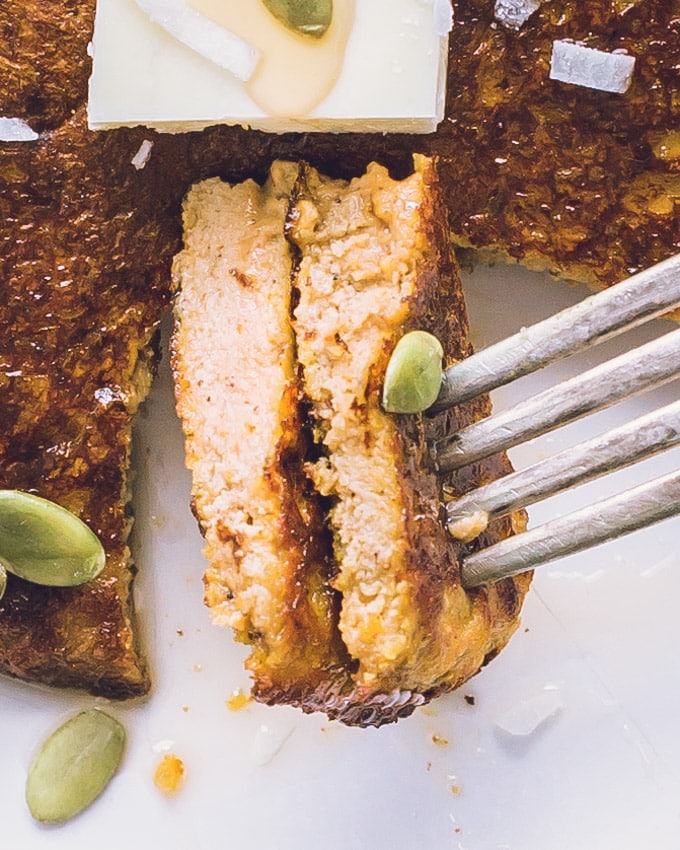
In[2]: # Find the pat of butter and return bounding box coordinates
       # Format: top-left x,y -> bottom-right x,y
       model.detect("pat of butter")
88,0 -> 452,134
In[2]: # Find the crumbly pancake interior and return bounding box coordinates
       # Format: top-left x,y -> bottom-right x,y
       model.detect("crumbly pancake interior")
290,161 -> 432,683
172,157 -> 531,725
172,162 -> 343,692
289,159 -> 531,698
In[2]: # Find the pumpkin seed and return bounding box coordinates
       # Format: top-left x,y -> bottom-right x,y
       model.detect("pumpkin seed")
0,490 -> 105,587
26,709 -> 126,823
262,0 -> 333,38
382,330 -> 444,414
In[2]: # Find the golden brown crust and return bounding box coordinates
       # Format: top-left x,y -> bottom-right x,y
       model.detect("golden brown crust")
0,115 -> 174,697
440,0 -> 680,285
0,0 -> 95,131
390,161 -> 530,691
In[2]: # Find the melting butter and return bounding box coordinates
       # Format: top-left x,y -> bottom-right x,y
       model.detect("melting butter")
88,0 -> 451,135
187,0 -> 355,117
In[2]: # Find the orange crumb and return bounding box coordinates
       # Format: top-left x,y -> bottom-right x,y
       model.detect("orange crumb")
154,754 -> 185,796
431,734 -> 449,747
225,689 -> 251,711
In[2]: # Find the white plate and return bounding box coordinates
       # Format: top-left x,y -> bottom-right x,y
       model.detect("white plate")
3,263 -> 680,849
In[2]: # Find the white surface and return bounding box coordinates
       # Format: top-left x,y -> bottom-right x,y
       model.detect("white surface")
88,0 -> 448,133
3,262 -> 680,848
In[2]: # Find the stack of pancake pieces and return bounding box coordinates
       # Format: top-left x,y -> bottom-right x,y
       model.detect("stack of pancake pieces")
0,0 -> 677,725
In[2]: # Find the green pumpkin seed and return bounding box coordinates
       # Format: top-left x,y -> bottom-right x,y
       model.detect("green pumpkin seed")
262,0 -> 333,38
382,330 -> 445,414
0,564 -> 6,601
26,709 -> 126,823
0,490 -> 105,587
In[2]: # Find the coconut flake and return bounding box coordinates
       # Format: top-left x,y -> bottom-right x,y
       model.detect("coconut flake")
550,40 -> 635,94
134,0 -> 259,82
152,738 -> 176,754
249,723 -> 294,766
494,0 -> 542,30
0,117 -> 39,142
131,139 -> 154,170
417,0 -> 453,34
429,0 -> 454,36
495,689 -> 563,737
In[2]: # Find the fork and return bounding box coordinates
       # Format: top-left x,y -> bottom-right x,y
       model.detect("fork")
428,253 -> 680,589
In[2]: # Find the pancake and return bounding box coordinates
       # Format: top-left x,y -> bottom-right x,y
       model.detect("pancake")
171,156 -> 530,725
1,0 -> 676,699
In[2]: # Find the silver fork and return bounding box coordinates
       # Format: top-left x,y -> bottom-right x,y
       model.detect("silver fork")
429,253 -> 680,589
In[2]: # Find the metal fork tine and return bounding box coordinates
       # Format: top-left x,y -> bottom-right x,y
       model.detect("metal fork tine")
431,252 -> 680,413
446,399 -> 680,536
460,468 -> 680,589
433,253 -> 680,585
433,325 -> 680,473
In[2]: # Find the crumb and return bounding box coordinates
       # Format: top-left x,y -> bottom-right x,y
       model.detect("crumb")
464,694 -> 476,706
193,664 -> 202,673
176,629 -> 184,637
426,761 -> 432,771
447,509 -> 489,542
182,705 -> 189,713
226,689 -> 251,711
154,754 -> 185,796
450,784 -> 462,795
431,734 -> 449,747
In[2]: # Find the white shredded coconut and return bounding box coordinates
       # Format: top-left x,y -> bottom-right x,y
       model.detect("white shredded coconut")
134,0 -> 259,81
495,689 -> 563,737
152,738 -> 176,754
416,0 -> 453,35
550,40 -> 636,94
0,117 -> 39,142
250,722 -> 294,766
433,0 -> 454,35
494,0 -> 542,30
131,138 -> 154,170
94,386 -> 125,407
